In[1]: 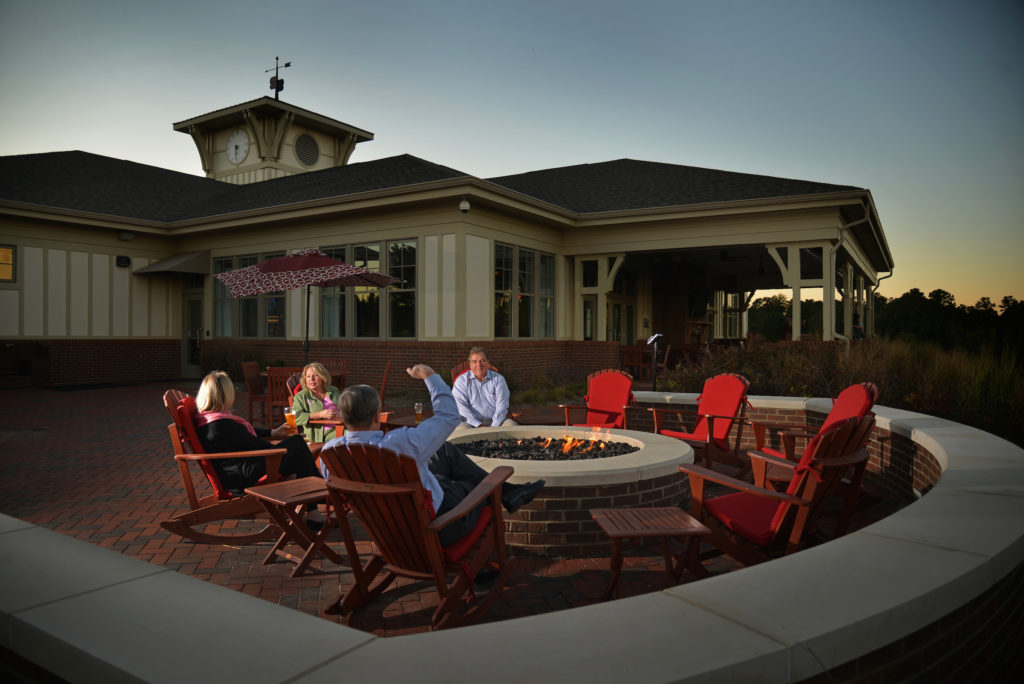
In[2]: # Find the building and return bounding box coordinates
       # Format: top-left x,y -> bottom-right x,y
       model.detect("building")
0,97 -> 893,389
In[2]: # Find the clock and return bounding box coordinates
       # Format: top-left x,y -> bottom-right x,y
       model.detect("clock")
226,129 -> 250,164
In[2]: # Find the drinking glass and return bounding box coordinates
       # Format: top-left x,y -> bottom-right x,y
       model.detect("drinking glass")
284,407 -> 297,433
413,402 -> 424,424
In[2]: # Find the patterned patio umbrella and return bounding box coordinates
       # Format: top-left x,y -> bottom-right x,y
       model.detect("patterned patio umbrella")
215,248 -> 400,360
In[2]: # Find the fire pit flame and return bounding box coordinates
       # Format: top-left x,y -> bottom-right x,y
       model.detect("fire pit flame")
459,434 -> 639,461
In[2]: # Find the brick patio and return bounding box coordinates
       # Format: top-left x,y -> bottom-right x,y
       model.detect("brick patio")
0,380 -> 900,638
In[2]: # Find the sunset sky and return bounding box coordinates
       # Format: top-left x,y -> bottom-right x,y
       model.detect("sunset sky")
1,0 -> 1021,306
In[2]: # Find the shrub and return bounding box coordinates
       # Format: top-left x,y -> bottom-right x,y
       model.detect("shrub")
660,338 -> 1024,447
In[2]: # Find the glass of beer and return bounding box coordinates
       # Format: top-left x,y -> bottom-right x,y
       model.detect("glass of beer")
413,402 -> 424,424
283,407 -> 297,433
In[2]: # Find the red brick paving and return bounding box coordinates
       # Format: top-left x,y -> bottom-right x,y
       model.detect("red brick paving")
0,381 -> 901,637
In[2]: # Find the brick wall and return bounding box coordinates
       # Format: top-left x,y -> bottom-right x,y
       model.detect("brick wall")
202,339 -> 620,396
8,339 -> 181,386
799,560 -> 1024,683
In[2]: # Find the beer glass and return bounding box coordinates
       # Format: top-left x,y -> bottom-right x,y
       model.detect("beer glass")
283,407 -> 297,433
413,402 -> 424,424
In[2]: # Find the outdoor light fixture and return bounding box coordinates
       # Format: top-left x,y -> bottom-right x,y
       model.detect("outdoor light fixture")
459,198 -> 470,213
647,333 -> 664,391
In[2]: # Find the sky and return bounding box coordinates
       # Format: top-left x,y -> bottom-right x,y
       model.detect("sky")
1,0 -> 1021,307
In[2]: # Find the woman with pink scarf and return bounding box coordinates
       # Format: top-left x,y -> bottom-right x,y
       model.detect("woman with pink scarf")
194,371 -> 321,496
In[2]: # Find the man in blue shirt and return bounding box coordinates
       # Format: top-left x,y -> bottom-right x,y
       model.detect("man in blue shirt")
321,363 -> 543,544
452,347 -> 518,431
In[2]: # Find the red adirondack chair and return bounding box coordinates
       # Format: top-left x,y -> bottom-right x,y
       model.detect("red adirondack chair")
160,389 -> 286,545
560,369 -> 635,429
681,414 -> 873,567
649,373 -> 751,469
321,442 -> 516,630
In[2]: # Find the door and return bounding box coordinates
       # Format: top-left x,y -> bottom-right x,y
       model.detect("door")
606,296 -> 636,344
182,295 -> 203,378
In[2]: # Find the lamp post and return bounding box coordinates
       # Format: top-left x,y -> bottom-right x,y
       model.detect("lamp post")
647,333 -> 663,392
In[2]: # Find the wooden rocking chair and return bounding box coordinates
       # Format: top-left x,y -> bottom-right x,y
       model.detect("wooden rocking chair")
559,369 -> 635,429
321,443 -> 516,630
680,415 -> 872,568
160,389 -> 286,546
266,366 -> 303,425
649,373 -> 751,469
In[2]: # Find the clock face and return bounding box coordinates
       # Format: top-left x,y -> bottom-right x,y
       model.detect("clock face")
226,129 -> 249,164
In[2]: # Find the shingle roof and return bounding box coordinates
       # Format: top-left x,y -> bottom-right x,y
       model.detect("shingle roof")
0,151 -> 469,222
486,159 -> 861,213
0,151 -> 861,223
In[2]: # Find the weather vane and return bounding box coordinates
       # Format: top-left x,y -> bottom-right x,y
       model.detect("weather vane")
265,56 -> 292,100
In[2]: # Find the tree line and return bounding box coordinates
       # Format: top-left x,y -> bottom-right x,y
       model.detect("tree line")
747,289 -> 1024,357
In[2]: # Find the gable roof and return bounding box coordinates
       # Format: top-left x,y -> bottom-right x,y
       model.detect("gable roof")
486,159 -> 862,213
0,151 -> 470,222
1,151 -> 864,225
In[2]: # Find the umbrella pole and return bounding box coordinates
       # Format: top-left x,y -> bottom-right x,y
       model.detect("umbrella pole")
304,284 -> 311,363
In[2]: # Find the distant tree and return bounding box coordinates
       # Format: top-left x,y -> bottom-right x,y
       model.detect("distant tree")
928,289 -> 956,308
974,297 -> 995,312
747,294 -> 789,340
1000,295 -> 1019,314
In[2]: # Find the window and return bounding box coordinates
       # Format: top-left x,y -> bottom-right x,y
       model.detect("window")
517,248 -> 535,337
0,245 -> 14,282
495,244 -> 555,338
213,253 -> 284,338
539,253 -> 554,337
388,240 -> 416,337
353,243 -> 380,337
725,293 -> 742,339
494,244 -> 513,337
320,246 -> 346,338
320,240 -> 417,339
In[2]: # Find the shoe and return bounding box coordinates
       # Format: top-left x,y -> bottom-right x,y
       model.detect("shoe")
305,518 -> 325,533
503,480 -> 545,514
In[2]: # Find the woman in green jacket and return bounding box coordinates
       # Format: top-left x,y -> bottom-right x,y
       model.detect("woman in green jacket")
292,361 -> 342,442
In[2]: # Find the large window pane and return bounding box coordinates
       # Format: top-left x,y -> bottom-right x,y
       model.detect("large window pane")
494,244 -> 513,337
388,241 -> 416,337
213,257 -> 234,336
320,246 -> 346,338
390,291 -> 416,337
355,291 -> 380,337
321,287 -> 344,338
354,243 -> 380,337
540,254 -> 555,338
518,249 -> 535,337
239,298 -> 259,337
265,294 -> 285,337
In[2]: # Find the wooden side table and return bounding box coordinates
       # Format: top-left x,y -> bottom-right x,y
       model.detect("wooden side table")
245,477 -> 345,577
590,507 -> 711,600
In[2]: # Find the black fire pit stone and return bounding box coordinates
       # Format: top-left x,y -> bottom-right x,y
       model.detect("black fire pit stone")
458,436 -> 638,461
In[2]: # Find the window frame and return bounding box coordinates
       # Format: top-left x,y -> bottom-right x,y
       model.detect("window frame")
319,239 -> 417,340
213,252 -> 286,339
0,245 -> 14,283
494,243 -> 556,339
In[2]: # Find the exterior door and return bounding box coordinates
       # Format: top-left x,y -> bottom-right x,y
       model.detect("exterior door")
606,296 -> 636,344
182,295 -> 203,378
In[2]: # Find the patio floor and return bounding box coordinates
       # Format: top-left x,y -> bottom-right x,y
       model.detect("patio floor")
0,380 -> 905,637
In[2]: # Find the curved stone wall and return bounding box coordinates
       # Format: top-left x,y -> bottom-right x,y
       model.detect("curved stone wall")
3,396 -> 1022,682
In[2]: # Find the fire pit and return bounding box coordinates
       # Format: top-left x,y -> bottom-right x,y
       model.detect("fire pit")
449,425 -> 693,557
457,435 -> 639,460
